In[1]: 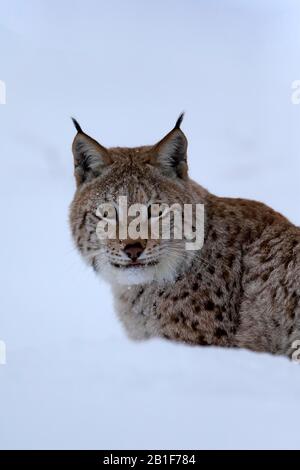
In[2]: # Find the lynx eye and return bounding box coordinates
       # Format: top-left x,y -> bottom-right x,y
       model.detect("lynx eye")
96,204 -> 117,221
148,204 -> 168,219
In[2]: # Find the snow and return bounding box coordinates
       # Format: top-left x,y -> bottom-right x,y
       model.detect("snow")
0,0 -> 300,450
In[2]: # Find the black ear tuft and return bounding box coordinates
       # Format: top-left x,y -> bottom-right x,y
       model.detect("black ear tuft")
71,117 -> 83,133
174,112 -> 185,129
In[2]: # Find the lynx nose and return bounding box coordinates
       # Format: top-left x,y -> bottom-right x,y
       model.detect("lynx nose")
124,242 -> 144,261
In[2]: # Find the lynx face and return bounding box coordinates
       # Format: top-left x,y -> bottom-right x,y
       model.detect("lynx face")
69,115 -> 197,285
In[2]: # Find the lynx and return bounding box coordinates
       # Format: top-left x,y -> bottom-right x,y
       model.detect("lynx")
69,115 -> 300,358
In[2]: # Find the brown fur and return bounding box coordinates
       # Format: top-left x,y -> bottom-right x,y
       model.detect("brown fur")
69,118 -> 300,358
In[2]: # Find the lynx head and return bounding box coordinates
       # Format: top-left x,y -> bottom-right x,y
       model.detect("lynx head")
69,115 -> 201,285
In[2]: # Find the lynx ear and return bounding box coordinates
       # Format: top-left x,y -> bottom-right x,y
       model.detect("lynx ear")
71,118 -> 111,186
151,114 -> 188,179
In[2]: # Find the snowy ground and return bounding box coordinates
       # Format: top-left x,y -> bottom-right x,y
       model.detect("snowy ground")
0,0 -> 300,449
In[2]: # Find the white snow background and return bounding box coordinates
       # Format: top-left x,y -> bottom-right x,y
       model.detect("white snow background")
0,0 -> 300,449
